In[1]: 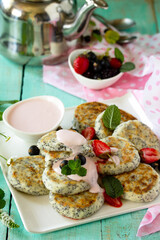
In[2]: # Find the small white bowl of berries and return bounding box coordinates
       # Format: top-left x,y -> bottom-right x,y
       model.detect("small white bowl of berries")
68,48 -> 135,90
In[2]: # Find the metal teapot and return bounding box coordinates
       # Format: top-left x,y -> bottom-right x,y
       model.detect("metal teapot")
0,0 -> 108,65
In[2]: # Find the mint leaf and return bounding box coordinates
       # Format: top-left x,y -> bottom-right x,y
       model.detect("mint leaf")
68,159 -> 81,170
0,189 -> 5,199
0,199 -> 6,209
115,48 -> 124,63
92,33 -> 103,42
120,62 -> 135,72
61,165 -> 71,175
104,30 -> 120,44
102,105 -> 121,130
102,175 -> 124,198
78,167 -> 87,177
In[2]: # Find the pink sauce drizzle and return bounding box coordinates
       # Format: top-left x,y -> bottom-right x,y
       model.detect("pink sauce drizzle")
55,129 -> 102,193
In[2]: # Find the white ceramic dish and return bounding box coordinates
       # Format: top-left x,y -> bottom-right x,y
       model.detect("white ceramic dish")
0,93 -> 157,234
2,95 -> 64,142
68,49 -> 123,90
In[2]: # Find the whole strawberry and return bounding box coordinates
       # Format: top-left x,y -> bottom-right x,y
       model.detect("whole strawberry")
73,55 -> 89,74
110,58 -> 122,69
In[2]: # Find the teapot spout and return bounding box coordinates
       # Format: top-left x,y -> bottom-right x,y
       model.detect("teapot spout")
63,0 -> 108,41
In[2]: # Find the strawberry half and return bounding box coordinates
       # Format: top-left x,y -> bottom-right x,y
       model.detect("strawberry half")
110,58 -> 122,69
92,140 -> 111,159
73,55 -> 89,74
140,148 -> 160,163
103,192 -> 122,208
81,127 -> 95,140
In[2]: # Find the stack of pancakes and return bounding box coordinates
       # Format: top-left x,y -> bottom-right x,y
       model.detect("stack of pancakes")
73,102 -> 160,204
7,101 -> 160,220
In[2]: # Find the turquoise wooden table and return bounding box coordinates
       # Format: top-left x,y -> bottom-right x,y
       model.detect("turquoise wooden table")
0,0 -> 160,239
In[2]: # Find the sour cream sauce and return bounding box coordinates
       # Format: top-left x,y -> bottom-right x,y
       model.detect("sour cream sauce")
54,129 -> 102,193
7,98 -> 63,133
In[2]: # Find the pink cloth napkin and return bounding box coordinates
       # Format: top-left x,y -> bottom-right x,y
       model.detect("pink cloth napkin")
137,205 -> 160,237
43,19 -> 160,237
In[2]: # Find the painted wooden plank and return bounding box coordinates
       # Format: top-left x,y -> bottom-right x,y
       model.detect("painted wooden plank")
78,0 -> 157,34
21,66 -> 85,108
154,0 -> 160,32
0,54 -> 23,239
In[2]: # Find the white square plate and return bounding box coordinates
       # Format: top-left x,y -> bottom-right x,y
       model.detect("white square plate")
0,93 -> 159,233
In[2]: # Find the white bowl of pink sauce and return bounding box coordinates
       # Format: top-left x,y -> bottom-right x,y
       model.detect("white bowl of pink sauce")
3,95 -> 65,142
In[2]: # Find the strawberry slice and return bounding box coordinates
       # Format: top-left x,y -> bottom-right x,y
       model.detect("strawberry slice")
110,58 -> 122,69
103,191 -> 122,208
92,140 -> 111,159
81,127 -> 95,140
73,55 -> 89,74
140,148 -> 160,163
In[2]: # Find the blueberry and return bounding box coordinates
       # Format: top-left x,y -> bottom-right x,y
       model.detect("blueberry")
86,51 -> 97,61
101,56 -> 110,68
92,29 -> 101,35
84,35 -> 91,43
74,153 -> 86,165
28,145 -> 40,155
60,160 -> 68,169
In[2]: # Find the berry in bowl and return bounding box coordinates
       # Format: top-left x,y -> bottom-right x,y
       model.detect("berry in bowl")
68,48 -> 135,90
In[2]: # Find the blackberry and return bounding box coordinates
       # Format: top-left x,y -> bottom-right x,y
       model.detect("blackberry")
93,73 -> 101,79
83,70 -> 93,79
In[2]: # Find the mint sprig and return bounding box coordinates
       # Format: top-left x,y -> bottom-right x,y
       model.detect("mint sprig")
102,105 -> 121,130
61,159 -> 87,177
115,48 -> 124,63
120,62 -> 135,72
102,176 -> 124,198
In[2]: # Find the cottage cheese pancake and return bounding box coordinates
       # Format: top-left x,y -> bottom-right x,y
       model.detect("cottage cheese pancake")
40,149 -> 71,162
82,136 -> 140,175
95,108 -> 136,139
42,161 -> 90,195
113,120 -> 160,151
8,156 -> 49,195
73,102 -> 108,133
49,191 -> 104,219
115,163 -> 160,202
37,130 -> 72,152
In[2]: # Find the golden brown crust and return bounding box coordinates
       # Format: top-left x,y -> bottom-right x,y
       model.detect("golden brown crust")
74,102 -> 108,132
54,191 -> 98,208
115,163 -> 159,195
